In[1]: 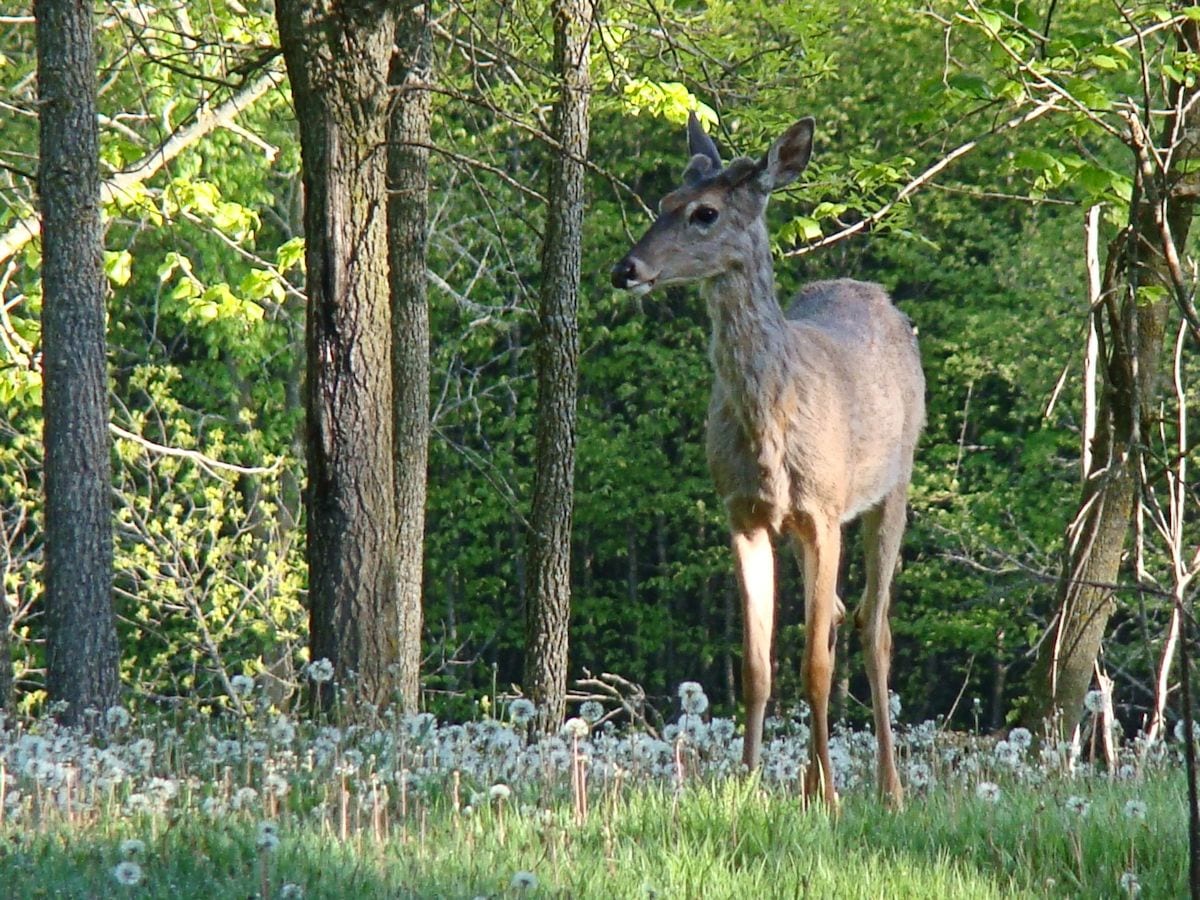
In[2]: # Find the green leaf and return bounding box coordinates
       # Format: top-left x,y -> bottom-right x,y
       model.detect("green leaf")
276,237 -> 305,273
104,250 -> 133,286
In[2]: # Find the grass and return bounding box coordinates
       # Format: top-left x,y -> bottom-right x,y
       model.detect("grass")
0,687 -> 1189,898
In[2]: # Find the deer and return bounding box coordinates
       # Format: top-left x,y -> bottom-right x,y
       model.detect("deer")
611,113 -> 925,808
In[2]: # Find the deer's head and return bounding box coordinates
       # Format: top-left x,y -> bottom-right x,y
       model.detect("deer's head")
611,113 -> 814,294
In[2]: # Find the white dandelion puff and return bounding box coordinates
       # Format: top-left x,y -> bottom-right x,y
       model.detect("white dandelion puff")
105,706 -> 131,730
1083,690 -> 1105,714
112,860 -> 143,886
1008,727 -> 1033,750
264,772 -> 290,798
489,783 -> 512,802
560,717 -> 589,740
256,821 -> 281,853
1065,795 -> 1090,817
269,716 -> 296,744
307,658 -> 335,684
580,700 -> 604,724
975,781 -> 1001,803
1175,719 -> 1200,743
279,884 -> 305,899
230,674 -> 255,698
510,871 -> 539,891
1123,799 -> 1148,821
1119,871 -> 1141,896
509,698 -> 537,726
678,681 -> 709,716
119,838 -> 146,858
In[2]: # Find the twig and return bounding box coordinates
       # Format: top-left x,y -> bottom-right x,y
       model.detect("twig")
109,422 -> 283,478
784,98 -> 1060,257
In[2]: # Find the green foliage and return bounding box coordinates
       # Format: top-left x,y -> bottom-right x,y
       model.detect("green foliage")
2,0 -> 1195,736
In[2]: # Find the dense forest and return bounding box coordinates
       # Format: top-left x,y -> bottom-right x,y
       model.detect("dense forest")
1,0 -> 1197,745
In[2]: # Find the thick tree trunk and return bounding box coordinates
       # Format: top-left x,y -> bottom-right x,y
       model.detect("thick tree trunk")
276,0 -> 399,708
524,0 -> 592,730
1026,23 -> 1200,736
387,0 -> 433,714
36,0 -> 119,722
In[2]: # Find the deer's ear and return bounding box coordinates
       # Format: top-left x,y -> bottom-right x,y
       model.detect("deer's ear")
687,111 -> 722,170
762,117 -> 814,191
683,153 -> 716,186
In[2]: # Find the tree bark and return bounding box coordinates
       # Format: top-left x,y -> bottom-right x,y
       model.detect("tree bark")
524,0 -> 592,730
1026,20 -> 1200,737
276,0 -> 399,708
388,0 -> 433,714
35,0 -> 119,723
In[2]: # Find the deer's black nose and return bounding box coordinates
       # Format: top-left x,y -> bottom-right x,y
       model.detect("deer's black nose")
611,258 -> 637,289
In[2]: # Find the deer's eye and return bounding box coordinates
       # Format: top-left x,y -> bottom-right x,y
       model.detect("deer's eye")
690,205 -> 719,226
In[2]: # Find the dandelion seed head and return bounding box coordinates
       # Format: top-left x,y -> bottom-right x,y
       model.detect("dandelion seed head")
1065,795 -> 1090,817
489,783 -> 512,802
231,786 -> 259,811
105,706 -> 131,730
510,871 -> 539,891
264,772 -> 290,797
1119,870 -> 1141,896
256,821 -> 281,853
307,658 -> 335,684
975,781 -> 1001,803
279,884 -> 305,899
1008,727 -> 1032,750
509,699 -> 537,726
269,716 -> 296,744
678,681 -> 709,716
119,838 -> 146,858
1124,799 -> 1148,821
112,860 -> 143,886
560,717 -> 589,740
1175,719 -> 1200,743
230,674 -> 255,698
1083,690 -> 1105,714
580,700 -> 604,724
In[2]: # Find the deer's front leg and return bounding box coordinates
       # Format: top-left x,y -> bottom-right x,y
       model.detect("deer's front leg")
798,515 -> 841,808
732,526 -> 775,769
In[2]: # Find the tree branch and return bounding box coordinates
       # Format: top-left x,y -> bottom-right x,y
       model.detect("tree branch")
0,65 -> 283,268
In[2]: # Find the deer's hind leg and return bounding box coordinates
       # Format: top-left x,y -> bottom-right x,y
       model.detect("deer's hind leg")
731,524 -> 775,770
795,513 -> 842,808
856,485 -> 908,807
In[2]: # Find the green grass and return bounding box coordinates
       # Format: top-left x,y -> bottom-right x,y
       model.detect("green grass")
0,695 -> 1190,898
1,769 -> 1185,898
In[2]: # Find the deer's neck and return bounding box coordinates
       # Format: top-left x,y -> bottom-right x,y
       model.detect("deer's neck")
702,230 -> 788,404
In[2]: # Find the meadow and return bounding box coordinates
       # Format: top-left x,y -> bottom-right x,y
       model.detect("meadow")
0,674 -> 1188,899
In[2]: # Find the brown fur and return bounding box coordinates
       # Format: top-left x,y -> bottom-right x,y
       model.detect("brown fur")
612,115 -> 925,807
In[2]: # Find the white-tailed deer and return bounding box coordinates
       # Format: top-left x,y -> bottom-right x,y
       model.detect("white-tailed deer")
612,114 -> 925,807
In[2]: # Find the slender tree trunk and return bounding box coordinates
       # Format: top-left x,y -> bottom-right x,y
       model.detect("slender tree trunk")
388,0 -> 433,714
524,0 -> 592,730
1025,22 -> 1200,736
36,0 -> 119,722
276,0 -> 399,708
0,557 -> 13,709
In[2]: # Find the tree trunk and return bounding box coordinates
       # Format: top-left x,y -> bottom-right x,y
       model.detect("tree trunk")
276,0 -> 399,708
0,556 -> 13,709
388,0 -> 433,714
36,0 -> 119,723
524,0 -> 592,730
1025,22 -> 1200,736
